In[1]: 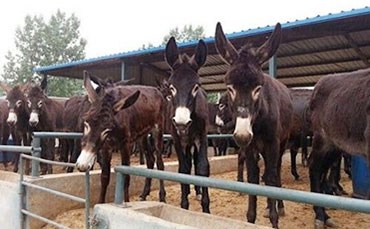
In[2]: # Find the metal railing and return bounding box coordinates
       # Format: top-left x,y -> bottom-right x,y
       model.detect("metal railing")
114,166 -> 370,214
0,132 -> 91,229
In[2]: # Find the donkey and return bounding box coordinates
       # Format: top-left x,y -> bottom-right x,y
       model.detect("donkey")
164,37 -> 210,213
309,67 -> 370,229
215,23 -> 293,228
0,99 -> 11,169
26,77 -> 64,174
76,72 -> 166,203
0,83 -> 32,172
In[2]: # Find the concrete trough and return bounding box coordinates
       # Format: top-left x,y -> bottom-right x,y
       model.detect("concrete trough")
0,155 -> 238,229
93,201 -> 270,229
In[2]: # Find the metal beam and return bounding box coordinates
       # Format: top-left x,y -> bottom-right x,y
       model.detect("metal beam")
269,55 -> 277,78
121,61 -> 126,81
343,33 -> 370,67
141,62 -> 170,77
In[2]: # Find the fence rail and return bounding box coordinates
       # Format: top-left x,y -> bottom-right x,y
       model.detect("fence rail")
114,165 -> 370,214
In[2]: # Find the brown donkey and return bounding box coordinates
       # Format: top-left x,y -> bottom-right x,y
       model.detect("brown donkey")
164,37 -> 210,213
76,73 -> 166,203
215,23 -> 293,228
309,68 -> 370,229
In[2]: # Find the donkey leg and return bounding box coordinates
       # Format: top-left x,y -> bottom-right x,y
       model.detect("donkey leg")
174,139 -> 190,210
245,148 -> 259,224
192,145 -> 202,199
122,142 -> 133,202
140,137 -> 155,201
98,150 -> 112,203
197,135 -> 210,213
310,136 -> 338,229
263,140 -> 281,228
153,128 -> 166,202
237,150 -> 245,182
290,140 -> 300,180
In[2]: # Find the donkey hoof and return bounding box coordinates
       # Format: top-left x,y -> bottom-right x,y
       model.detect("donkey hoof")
325,218 -> 337,228
196,194 -> 202,201
263,208 -> 269,218
278,207 -> 285,217
314,219 -> 325,229
139,196 -> 146,201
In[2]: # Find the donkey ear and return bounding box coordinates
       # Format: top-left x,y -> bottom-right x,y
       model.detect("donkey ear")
256,23 -> 282,65
189,40 -> 207,71
165,37 -> 181,70
40,76 -> 47,93
113,90 -> 140,113
83,70 -> 99,104
215,22 -> 239,65
0,83 -> 11,93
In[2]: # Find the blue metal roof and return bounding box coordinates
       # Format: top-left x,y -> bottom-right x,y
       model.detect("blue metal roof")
34,6 -> 370,73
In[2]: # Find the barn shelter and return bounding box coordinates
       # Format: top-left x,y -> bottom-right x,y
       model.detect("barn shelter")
34,7 -> 370,92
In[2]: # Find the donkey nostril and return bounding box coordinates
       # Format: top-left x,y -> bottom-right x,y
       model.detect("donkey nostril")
186,120 -> 192,127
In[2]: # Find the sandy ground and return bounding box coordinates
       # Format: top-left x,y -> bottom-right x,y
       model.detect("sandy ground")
41,152 -> 370,229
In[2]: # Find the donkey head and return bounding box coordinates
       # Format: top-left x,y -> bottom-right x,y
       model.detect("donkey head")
1,83 -> 29,127
215,92 -> 233,128
26,77 -> 48,127
165,37 -> 207,136
215,22 -> 281,147
76,72 -> 140,172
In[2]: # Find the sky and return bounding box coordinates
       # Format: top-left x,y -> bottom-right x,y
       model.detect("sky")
0,0 -> 369,75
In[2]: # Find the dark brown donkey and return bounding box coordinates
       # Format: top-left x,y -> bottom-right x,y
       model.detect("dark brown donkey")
288,88 -> 312,180
0,98 -> 11,168
309,68 -> 370,229
76,73 -> 166,203
215,23 -> 293,228
164,37 -> 210,213
26,77 -> 64,174
0,84 -> 32,172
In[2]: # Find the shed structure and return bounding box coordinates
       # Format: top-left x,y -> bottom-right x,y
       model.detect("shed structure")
34,7 -> 370,92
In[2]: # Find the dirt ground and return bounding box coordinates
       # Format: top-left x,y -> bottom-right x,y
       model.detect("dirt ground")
42,153 -> 370,229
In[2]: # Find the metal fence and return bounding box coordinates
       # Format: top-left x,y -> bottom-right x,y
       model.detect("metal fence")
0,132 -> 91,229
114,165 -> 370,214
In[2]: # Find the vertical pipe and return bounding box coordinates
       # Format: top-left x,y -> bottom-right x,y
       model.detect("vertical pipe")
32,137 -> 41,177
269,55 -> 277,78
121,61 -> 126,81
85,170 -> 90,229
18,155 -> 25,229
114,172 -> 124,205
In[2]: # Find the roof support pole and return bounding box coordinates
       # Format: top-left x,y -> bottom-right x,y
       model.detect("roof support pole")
121,61 -> 126,81
269,55 -> 277,78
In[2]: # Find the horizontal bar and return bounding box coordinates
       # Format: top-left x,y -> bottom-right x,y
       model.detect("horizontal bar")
115,166 -> 370,214
21,209 -> 71,229
22,181 -> 85,203
33,132 -> 83,139
0,145 -> 32,153
32,131 -> 233,140
21,154 -> 76,167
163,134 -> 233,139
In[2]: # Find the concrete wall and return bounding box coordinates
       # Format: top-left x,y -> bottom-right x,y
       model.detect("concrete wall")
0,155 -> 237,229
0,172 -> 21,229
93,202 -> 270,229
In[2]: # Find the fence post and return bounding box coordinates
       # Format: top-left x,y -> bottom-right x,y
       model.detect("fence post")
85,170 -> 90,229
18,155 -> 27,229
114,172 -> 125,205
32,137 -> 41,177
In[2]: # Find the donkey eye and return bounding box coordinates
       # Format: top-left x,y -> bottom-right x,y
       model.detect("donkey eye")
16,100 -> 22,107
169,85 -> 177,96
166,95 -> 172,101
37,100 -> 43,108
6,100 -> 10,107
27,100 -> 31,108
219,104 -> 226,110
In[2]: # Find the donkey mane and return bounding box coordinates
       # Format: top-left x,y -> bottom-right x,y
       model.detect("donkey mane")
84,93 -> 116,129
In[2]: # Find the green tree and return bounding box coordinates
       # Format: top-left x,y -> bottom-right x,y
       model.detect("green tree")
1,10 -> 87,97
162,25 -> 205,45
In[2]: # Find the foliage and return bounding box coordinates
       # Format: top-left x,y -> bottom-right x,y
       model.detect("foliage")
162,25 -> 205,45
207,92 -> 220,104
1,10 -> 87,97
